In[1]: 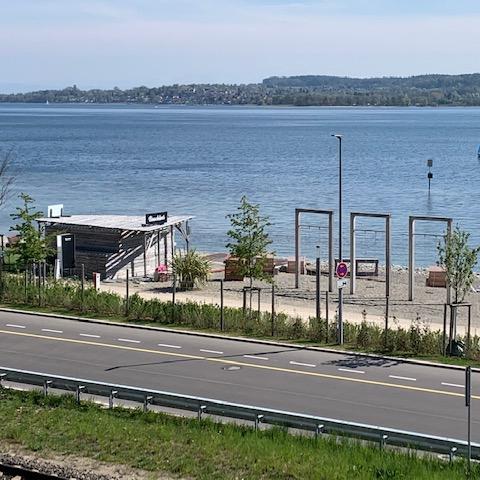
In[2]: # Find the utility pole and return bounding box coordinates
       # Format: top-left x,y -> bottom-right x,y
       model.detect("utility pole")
332,134 -> 344,344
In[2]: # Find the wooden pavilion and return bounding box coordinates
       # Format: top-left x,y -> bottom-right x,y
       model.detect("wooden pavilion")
37,211 -> 192,279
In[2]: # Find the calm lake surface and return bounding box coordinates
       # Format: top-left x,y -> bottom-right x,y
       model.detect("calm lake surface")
0,104 -> 479,266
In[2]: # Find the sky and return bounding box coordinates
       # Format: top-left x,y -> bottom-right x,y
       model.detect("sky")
1,0 -> 479,92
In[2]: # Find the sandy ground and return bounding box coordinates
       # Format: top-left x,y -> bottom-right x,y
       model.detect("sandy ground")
100,254 -> 480,335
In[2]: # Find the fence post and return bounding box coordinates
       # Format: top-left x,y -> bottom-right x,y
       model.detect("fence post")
172,273 -> 176,321
325,291 -> 329,343
315,252 -> 321,320
380,433 -> 388,449
198,405 -> 207,421
24,265 -> 28,304
220,280 -> 224,331
43,379 -> 52,397
125,269 -> 130,317
80,264 -> 85,313
143,395 -> 153,412
384,296 -> 389,350
109,390 -> 118,409
37,262 -> 42,307
257,288 -> 261,317
442,304 -> 448,356
271,284 -> 275,337
76,385 -> 85,405
315,424 -> 324,440
255,414 -> 264,431
242,287 -> 247,315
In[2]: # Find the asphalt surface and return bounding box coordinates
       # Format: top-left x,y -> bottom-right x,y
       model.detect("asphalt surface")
0,310 -> 478,442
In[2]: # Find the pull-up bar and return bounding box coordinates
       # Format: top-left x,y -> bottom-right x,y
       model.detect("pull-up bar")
408,215 -> 452,303
295,208 -> 334,291
350,212 -> 391,297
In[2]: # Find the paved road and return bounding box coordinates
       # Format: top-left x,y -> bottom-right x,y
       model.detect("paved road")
0,310 -> 477,441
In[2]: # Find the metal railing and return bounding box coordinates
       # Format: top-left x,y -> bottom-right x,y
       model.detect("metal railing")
0,365 -> 477,460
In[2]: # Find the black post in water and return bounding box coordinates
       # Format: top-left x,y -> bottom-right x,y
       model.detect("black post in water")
466,366 -> 472,477
315,246 -> 321,320
220,280 -> 224,331
125,269 -> 130,316
271,284 -> 275,337
81,264 -> 85,312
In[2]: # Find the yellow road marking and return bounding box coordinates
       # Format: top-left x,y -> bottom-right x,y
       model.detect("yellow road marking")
0,328 -> 476,400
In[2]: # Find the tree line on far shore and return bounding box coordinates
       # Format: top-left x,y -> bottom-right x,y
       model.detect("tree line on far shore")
2,73 -> 480,106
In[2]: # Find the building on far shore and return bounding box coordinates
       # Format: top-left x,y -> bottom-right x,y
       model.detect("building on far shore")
37,209 -> 192,280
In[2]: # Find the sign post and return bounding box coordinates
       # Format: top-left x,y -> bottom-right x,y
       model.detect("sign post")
466,366 -> 472,476
336,261 -> 348,344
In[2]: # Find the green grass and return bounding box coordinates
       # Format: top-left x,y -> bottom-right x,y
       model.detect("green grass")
0,388 -> 475,480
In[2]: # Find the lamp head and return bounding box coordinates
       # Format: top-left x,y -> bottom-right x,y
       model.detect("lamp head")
331,134 -> 343,139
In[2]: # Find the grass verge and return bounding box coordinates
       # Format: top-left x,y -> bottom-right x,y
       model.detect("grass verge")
0,388 -> 475,480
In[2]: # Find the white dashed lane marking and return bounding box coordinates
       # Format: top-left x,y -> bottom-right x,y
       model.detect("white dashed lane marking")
118,338 -> 141,344
441,382 -> 464,388
157,343 -> 182,349
41,329 -> 63,334
243,355 -> 269,361
389,375 -> 416,382
200,349 -> 224,355
338,368 -> 365,374
289,361 -> 317,368
80,334 -> 101,338
6,324 -> 26,329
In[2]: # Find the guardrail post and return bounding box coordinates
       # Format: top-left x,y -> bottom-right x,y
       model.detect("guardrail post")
449,446 -> 457,463
255,414 -> 264,431
143,395 -> 153,412
109,390 -> 118,409
76,385 -> 85,405
197,405 -> 207,421
43,380 -> 52,397
0,373 -> 6,386
380,433 -> 388,449
315,424 -> 324,440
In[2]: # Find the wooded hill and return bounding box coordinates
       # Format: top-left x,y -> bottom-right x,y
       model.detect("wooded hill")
2,74 -> 480,106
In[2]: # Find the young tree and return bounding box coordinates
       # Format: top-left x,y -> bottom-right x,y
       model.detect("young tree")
437,226 -> 480,304
10,193 -> 49,267
226,196 -> 274,293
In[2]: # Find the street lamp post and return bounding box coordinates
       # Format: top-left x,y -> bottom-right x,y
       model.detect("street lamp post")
332,134 -> 344,344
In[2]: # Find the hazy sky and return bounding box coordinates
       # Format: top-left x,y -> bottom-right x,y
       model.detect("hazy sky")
1,0 -> 479,92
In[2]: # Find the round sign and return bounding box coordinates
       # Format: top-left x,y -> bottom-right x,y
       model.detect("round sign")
336,261 -> 348,278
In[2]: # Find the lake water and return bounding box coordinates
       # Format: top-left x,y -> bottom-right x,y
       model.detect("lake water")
0,103 -> 479,266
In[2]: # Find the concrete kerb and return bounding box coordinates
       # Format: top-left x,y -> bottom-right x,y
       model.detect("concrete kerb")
0,306 -> 477,373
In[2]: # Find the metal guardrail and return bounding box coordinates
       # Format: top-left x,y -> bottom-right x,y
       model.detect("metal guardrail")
0,365 -> 478,460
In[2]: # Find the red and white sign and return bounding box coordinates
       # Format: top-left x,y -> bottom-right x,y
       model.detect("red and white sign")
336,261 -> 348,278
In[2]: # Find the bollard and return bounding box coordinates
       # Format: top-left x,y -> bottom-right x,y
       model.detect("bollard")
76,385 -> 85,405
143,395 -> 153,412
315,424 -> 324,440
255,414 -> 264,431
380,433 -> 388,449
109,390 -> 118,409
449,446 -> 457,463
43,380 -> 53,397
197,405 -> 207,421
